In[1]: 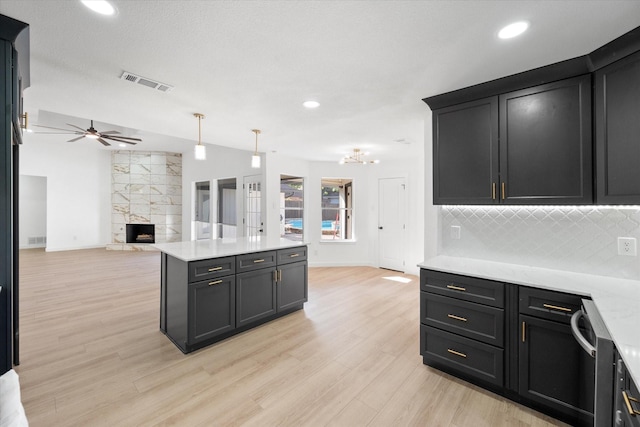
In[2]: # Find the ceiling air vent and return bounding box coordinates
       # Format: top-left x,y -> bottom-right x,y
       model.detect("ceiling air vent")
120,71 -> 173,93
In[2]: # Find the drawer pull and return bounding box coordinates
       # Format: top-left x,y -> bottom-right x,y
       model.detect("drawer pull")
522,321 -> 526,343
543,303 -> 572,313
289,253 -> 300,258
253,259 -> 265,263
208,266 -> 223,272
447,349 -> 467,358
208,280 -> 223,286
446,284 -> 466,292
623,390 -> 640,416
447,314 -> 467,322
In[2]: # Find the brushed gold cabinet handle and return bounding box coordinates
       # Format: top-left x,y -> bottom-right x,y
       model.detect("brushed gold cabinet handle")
501,182 -> 505,200
208,280 -> 223,286
492,182 -> 496,200
208,266 -> 223,272
253,259 -> 265,263
447,314 -> 467,322
522,321 -> 526,343
622,390 -> 640,416
447,349 -> 467,358
446,284 -> 466,292
278,270 -> 282,281
543,303 -> 572,313
273,270 -> 278,281
289,253 -> 300,258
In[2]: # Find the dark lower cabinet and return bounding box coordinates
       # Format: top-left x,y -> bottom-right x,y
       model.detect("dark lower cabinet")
162,246 -> 307,353
519,314 -> 594,426
614,355 -> 640,426
420,269 -> 596,427
236,267 -> 277,328
277,261 -> 308,311
189,276 -> 235,343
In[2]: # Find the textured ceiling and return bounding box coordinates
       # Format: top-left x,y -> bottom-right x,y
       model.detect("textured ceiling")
2,0 -> 640,161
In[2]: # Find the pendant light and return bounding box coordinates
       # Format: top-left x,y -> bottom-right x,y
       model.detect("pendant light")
251,129 -> 261,168
194,113 -> 206,160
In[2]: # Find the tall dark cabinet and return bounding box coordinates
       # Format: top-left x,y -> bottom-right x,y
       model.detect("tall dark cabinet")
595,49 -> 640,204
0,15 -> 30,376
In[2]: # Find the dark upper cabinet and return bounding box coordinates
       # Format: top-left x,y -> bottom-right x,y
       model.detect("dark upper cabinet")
432,75 -> 592,205
595,50 -> 640,204
500,75 -> 593,205
433,97 -> 499,205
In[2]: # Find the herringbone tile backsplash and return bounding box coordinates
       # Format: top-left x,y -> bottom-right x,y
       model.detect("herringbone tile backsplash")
440,206 -> 640,279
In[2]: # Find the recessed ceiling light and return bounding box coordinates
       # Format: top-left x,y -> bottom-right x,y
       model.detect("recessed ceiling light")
81,0 -> 116,16
498,21 -> 529,39
119,143 -> 127,148
303,100 -> 320,109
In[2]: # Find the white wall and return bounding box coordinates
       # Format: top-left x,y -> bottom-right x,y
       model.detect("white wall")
423,110 -> 439,262
18,175 -> 47,248
20,136 -> 111,251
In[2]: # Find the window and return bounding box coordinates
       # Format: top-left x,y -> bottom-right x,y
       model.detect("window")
320,178 -> 353,240
280,176 -> 304,241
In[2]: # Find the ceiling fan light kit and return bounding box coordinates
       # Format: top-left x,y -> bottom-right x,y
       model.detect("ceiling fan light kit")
194,113 -> 206,160
32,119 -> 141,146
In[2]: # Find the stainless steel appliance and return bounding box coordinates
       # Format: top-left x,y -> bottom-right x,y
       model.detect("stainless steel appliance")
571,299 -> 615,427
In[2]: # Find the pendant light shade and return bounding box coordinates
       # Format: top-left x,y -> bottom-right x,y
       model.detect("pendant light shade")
251,129 -> 261,168
194,113 -> 206,160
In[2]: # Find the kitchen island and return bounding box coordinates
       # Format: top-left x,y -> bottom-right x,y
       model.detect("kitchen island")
154,237 -> 308,353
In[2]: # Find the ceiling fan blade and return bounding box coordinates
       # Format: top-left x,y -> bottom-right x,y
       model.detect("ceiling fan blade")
32,124 -> 80,133
32,132 -> 76,135
99,130 -> 121,135
66,123 -> 88,132
68,136 -> 85,142
97,138 -> 111,146
104,135 -> 142,142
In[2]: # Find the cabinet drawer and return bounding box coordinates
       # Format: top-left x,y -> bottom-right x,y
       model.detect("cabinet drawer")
420,325 -> 504,387
236,251 -> 277,272
277,246 -> 307,265
519,286 -> 583,324
188,256 -> 235,283
420,292 -> 504,347
421,270 -> 504,308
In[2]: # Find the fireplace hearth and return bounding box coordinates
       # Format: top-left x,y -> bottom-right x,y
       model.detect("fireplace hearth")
126,224 -> 155,244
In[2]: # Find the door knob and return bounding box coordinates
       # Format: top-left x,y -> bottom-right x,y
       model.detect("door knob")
378,226 -> 383,230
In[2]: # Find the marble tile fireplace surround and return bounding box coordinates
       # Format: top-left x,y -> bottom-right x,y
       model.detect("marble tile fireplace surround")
106,151 -> 182,251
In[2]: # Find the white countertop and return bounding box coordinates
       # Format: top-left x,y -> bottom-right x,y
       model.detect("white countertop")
419,256 -> 640,387
153,237 -> 306,262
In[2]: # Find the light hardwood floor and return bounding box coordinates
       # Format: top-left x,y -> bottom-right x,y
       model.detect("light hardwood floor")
16,248 -> 567,426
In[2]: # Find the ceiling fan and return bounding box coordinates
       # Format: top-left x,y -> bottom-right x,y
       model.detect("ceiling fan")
33,120 -> 142,146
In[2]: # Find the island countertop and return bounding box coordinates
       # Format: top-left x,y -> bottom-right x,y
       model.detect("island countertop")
419,255 -> 640,390
153,237 -> 307,262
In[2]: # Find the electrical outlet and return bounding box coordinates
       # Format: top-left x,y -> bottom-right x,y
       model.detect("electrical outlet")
451,225 -> 461,240
617,237 -> 637,256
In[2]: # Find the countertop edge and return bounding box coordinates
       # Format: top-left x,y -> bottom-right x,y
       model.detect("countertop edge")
153,238 -> 307,262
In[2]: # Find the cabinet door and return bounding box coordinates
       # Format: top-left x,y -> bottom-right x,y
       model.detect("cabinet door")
500,75 -> 592,204
236,267 -> 277,327
596,50 -> 640,204
519,314 -> 594,425
189,276 -> 235,343
432,97 -> 499,205
277,261 -> 307,312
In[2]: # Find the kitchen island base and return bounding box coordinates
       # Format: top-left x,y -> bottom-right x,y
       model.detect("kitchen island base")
157,240 -> 308,354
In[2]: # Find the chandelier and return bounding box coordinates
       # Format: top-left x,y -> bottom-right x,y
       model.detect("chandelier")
339,148 -> 379,164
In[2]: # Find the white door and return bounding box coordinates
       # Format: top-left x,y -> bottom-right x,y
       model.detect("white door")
378,177 -> 406,272
243,175 -> 263,238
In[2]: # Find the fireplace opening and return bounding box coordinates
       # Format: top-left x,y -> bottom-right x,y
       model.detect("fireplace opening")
126,224 -> 155,244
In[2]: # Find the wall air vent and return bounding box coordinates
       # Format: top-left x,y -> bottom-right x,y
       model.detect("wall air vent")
120,71 -> 174,93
